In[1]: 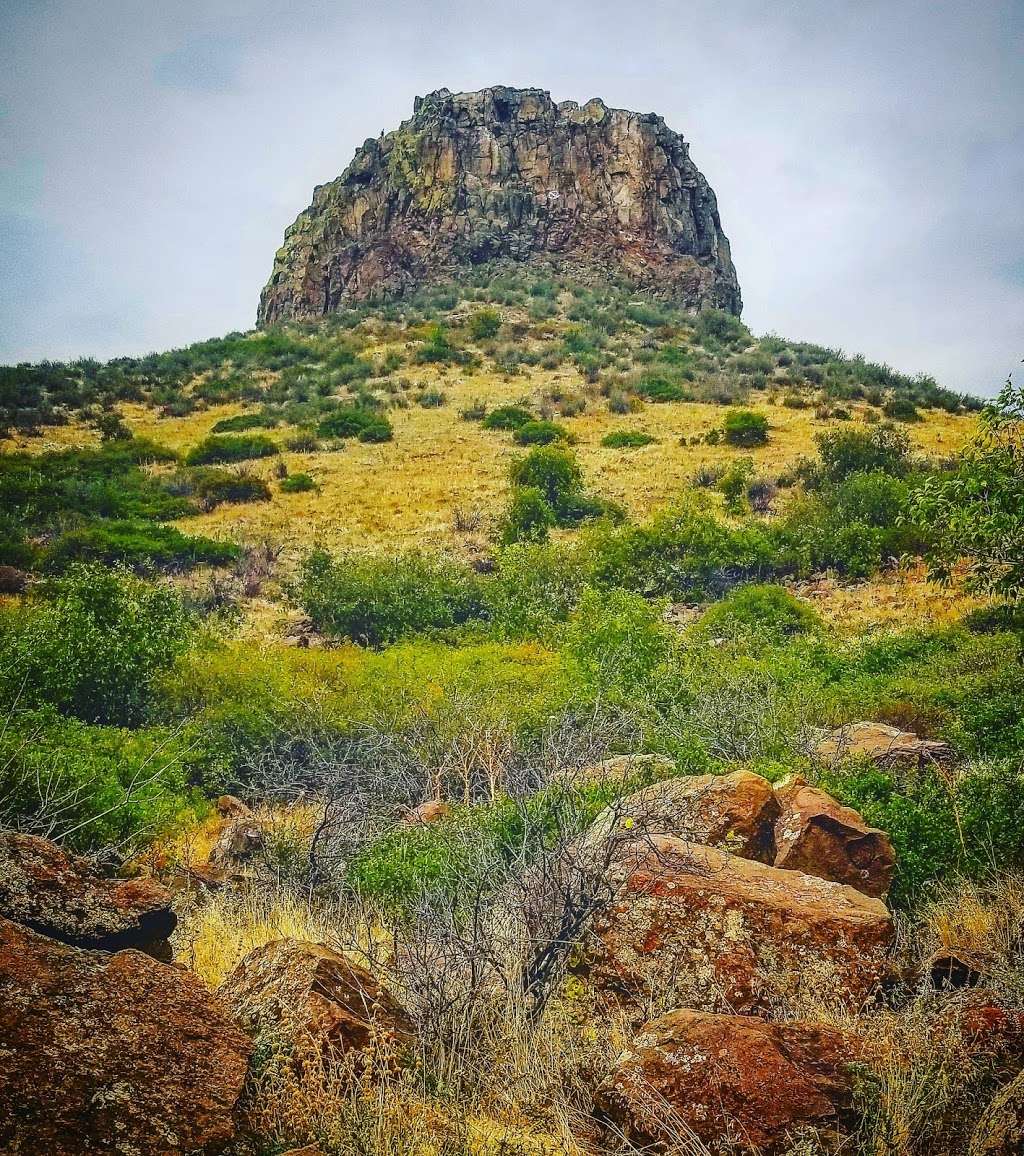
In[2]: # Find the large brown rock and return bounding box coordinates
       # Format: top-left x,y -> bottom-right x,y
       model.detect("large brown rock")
0,831 -> 175,957
595,1008 -> 863,1153
218,938 -> 413,1065
0,916 -> 251,1155
585,837 -> 893,1013
815,721 -> 951,767
584,769 -> 780,864
258,86 -> 741,325
774,776 -> 896,897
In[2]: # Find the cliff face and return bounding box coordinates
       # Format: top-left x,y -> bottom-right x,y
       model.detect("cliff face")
258,86 -> 741,324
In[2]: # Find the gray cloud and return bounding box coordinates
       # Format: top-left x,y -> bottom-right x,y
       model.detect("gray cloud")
1,0 -> 1021,395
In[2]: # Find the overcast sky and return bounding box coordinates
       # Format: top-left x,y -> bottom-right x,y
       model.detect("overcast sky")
1,0 -> 1021,395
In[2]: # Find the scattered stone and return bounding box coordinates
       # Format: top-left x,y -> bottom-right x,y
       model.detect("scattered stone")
0,916 -> 251,1156
403,800 -> 452,825
215,794 -> 253,819
0,831 -> 175,957
595,1008 -> 863,1153
774,775 -> 896,896
815,721 -> 951,767
555,752 -> 675,787
585,837 -> 893,1013
258,86 -> 741,325
584,769 -> 780,864
219,938 -> 414,1067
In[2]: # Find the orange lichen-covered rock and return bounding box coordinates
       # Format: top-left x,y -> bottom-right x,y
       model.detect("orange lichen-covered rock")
218,938 -> 413,1065
815,721 -> 951,767
0,917 -> 251,1156
774,776 -> 896,897
595,1008 -> 864,1153
0,830 -> 175,957
585,837 -> 893,1013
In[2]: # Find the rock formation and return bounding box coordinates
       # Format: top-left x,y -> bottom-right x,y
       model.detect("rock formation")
258,86 -> 741,324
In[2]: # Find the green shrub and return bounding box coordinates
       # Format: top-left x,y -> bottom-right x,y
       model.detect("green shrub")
316,406 -> 392,441
601,430 -> 657,448
185,433 -> 279,466
499,486 -> 556,545
514,420 -> 572,446
279,472 -> 317,493
563,587 -> 674,694
40,521 -> 237,573
192,469 -> 272,507
296,548 -> 484,646
723,409 -> 769,447
467,309 -> 502,340
482,405 -> 534,431
0,565 -> 196,725
416,389 -> 447,408
635,373 -> 687,402
509,444 -> 584,512
695,584 -> 821,643
210,412 -> 278,434
882,395 -> 922,422
717,457 -> 756,513
816,423 -> 911,483
486,543 -> 588,637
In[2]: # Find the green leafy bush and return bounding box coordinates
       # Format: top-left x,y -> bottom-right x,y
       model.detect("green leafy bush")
185,433 -> 279,466
815,423 -> 911,484
499,486 -> 556,545
279,472 -> 317,493
317,406 -> 394,442
0,565 -> 196,725
635,373 -> 687,402
601,430 -> 657,448
723,409 -> 769,447
695,584 -> 821,643
482,405 -> 534,431
296,548 -> 484,646
210,412 -> 278,434
192,469 -> 272,507
514,420 -> 572,446
41,522 -> 238,572
882,395 -> 922,422
467,309 -> 501,340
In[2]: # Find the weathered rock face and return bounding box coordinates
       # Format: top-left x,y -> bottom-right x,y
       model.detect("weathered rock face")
258,86 -> 741,324
584,769 -> 780,865
0,830 -> 176,957
218,938 -> 414,1065
815,721 -> 952,767
0,916 -> 251,1156
585,837 -> 893,1013
774,775 -> 896,897
595,1009 -> 863,1153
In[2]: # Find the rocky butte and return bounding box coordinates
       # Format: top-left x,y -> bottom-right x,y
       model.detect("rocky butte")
258,85 -> 741,324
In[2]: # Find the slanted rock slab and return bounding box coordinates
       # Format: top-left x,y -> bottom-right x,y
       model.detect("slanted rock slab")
218,938 -> 414,1066
585,837 -> 893,1013
774,775 -> 896,897
815,721 -> 951,767
595,1008 -> 864,1153
0,830 -> 175,957
0,916 -> 251,1156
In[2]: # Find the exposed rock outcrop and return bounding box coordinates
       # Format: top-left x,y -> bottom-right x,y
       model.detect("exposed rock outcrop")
774,775 -> 896,897
584,769 -> 780,864
584,837 -> 893,1012
0,917 -> 251,1156
815,721 -> 952,767
218,938 -> 413,1067
258,86 -> 741,324
595,1008 -> 864,1153
0,830 -> 175,958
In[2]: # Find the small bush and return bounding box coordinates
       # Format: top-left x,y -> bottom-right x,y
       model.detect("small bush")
210,412 -> 277,434
499,486 -> 556,544
482,405 -> 534,431
296,548 -> 483,646
185,433 -> 279,466
883,395 -> 922,422
279,472 -> 317,493
192,469 -> 272,507
514,420 -> 572,446
467,309 -> 501,341
316,406 -> 392,441
635,373 -> 687,403
722,409 -> 769,447
816,424 -> 911,483
601,430 -> 657,448
41,522 -> 237,572
416,389 -> 447,409
695,583 -> 821,643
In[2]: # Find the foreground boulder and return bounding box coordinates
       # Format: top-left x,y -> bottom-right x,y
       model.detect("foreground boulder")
774,776 -> 896,897
0,917 -> 250,1155
595,1008 -> 863,1153
584,769 -> 780,865
219,938 -> 413,1067
585,837 -> 893,1013
0,830 -> 175,957
815,721 -> 951,767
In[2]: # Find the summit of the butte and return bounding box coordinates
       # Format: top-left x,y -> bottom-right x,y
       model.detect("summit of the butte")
258,85 -> 741,324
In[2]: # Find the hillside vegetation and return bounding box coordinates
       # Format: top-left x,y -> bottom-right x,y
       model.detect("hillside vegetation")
3,269 -> 1023,1156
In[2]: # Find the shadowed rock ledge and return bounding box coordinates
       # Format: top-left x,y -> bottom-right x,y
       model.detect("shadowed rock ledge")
258,85 -> 741,323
